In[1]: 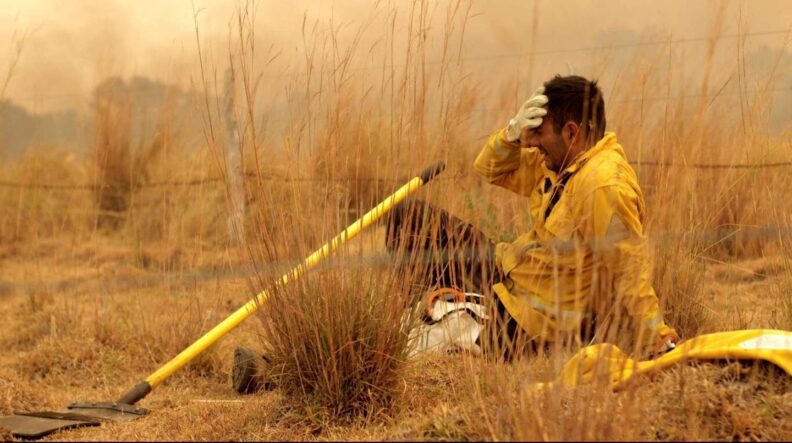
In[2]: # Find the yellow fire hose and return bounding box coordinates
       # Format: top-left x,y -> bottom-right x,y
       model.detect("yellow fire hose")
117,161 -> 446,405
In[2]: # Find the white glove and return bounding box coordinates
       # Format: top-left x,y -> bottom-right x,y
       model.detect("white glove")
505,86 -> 548,142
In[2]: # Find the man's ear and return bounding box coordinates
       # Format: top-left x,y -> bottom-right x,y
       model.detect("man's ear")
563,121 -> 580,145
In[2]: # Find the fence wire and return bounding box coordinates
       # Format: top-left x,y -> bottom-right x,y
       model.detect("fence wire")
2,158 -> 792,191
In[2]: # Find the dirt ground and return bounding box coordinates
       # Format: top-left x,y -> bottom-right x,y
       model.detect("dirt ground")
0,234 -> 790,441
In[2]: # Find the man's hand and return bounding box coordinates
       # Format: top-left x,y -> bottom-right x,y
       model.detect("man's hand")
505,86 -> 549,142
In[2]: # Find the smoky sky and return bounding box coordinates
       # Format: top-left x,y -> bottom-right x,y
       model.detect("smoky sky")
1,0 -> 790,113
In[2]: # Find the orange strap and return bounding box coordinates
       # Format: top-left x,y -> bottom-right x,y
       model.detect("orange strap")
425,287 -> 468,319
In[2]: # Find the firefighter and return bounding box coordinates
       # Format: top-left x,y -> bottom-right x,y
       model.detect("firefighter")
388,75 -> 679,359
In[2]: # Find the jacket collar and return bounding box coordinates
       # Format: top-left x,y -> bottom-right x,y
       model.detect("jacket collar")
545,132 -> 618,179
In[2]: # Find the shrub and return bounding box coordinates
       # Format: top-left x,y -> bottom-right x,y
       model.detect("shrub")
259,263 -> 418,423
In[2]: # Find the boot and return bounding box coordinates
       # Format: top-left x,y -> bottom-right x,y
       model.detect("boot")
231,346 -> 275,394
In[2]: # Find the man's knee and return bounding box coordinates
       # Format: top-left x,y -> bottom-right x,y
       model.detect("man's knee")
385,199 -> 432,252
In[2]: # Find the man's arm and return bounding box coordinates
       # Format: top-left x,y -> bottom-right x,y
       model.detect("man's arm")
579,184 -> 679,354
474,86 -> 548,196
473,128 -> 545,197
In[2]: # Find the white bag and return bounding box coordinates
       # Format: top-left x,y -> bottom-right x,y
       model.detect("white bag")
408,289 -> 489,357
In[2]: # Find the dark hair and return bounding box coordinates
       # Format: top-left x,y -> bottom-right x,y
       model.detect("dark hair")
543,75 -> 606,141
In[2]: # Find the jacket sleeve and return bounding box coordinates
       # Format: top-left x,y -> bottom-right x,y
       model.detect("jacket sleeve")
578,184 -> 677,347
473,128 -> 545,197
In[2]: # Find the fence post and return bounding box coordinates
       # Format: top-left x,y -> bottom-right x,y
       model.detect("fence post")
225,69 -> 246,246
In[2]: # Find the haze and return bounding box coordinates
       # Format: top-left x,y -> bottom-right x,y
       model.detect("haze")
0,1 -> 788,111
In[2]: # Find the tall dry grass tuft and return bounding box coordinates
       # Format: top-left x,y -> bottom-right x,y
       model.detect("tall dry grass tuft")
770,265 -> 792,331
652,238 -> 709,338
92,79 -> 135,229
259,265 -> 418,424
92,78 -> 169,230
769,227 -> 792,330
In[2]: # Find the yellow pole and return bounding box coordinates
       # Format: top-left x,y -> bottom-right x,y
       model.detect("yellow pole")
142,175 -> 426,389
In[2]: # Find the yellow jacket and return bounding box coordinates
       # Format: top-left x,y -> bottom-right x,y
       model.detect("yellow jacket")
474,129 -> 677,350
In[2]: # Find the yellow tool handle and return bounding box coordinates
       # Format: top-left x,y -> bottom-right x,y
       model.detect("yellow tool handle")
117,161 -> 446,404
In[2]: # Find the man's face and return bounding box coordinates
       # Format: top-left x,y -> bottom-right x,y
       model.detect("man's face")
522,116 -> 576,172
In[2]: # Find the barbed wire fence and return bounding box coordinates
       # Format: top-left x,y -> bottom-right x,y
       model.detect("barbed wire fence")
1,27 -> 789,243
2,157 -> 792,191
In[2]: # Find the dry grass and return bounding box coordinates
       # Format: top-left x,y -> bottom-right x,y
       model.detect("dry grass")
391,356 -> 791,441
0,0 -> 790,441
652,238 -> 709,339
259,266 -> 418,424
0,149 -> 92,243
